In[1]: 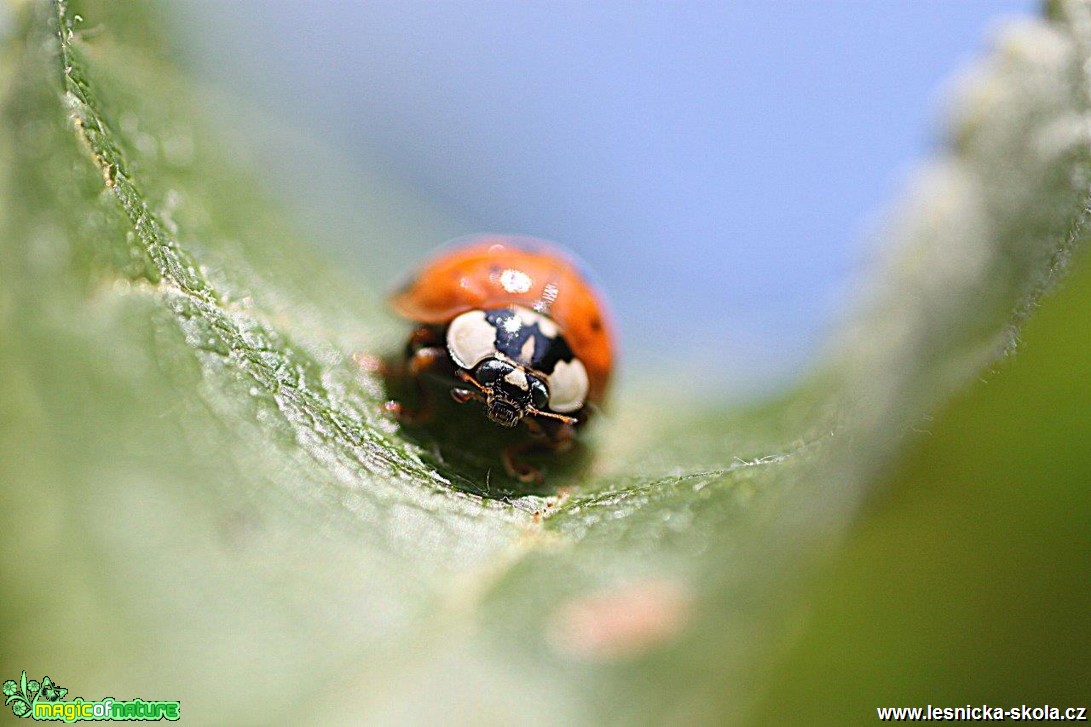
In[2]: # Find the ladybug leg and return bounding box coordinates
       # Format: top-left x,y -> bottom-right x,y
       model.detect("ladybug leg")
529,416 -> 577,451
385,325 -> 447,424
393,345 -> 447,423
502,441 -> 545,483
522,416 -> 547,438
407,324 -> 440,350
501,419 -> 576,483
450,387 -> 477,404
409,345 -> 446,376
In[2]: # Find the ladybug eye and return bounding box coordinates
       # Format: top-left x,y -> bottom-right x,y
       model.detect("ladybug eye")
474,358 -> 510,384
447,310 -> 498,369
528,376 -> 549,410
547,358 -> 589,413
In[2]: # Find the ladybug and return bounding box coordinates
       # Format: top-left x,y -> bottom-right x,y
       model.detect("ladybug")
387,235 -> 615,481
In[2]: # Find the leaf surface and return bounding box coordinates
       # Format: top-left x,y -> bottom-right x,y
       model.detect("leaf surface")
1,1 -> 1089,723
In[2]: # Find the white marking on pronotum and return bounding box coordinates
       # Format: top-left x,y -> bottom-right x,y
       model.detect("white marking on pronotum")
548,358 -> 589,413
447,310 -> 497,369
514,305 -> 559,338
504,368 -> 529,390
536,314 -> 559,338
519,337 -> 536,363
502,316 -> 521,334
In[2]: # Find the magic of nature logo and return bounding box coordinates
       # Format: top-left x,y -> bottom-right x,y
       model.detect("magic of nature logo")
3,672 -> 179,722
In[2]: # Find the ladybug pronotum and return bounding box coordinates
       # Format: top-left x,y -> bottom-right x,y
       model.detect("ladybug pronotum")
387,236 -> 616,481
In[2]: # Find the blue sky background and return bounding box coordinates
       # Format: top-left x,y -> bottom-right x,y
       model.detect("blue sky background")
173,1 -> 1038,397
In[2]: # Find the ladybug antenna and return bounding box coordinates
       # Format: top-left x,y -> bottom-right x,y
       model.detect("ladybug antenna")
527,407 -> 578,426
456,370 -> 487,393
453,370 -> 488,403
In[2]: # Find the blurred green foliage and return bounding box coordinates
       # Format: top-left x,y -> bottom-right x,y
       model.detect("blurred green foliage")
756,252 -> 1091,722
1,1 -> 1088,724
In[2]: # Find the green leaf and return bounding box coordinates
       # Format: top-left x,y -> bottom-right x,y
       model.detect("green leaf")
753,174 -> 1091,722
1,0 -> 1089,724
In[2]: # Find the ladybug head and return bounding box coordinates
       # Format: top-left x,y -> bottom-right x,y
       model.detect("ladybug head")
453,358 -> 578,429
471,358 -> 549,428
